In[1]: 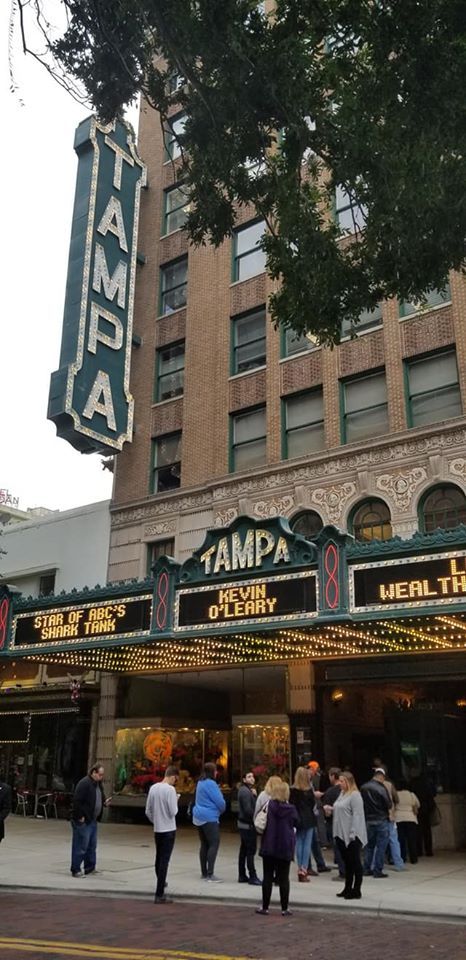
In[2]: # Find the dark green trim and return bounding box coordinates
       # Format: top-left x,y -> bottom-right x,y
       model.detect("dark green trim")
404,346 -> 460,430
282,387 -> 324,460
158,255 -> 188,317
231,306 -> 267,375
229,404 -> 267,474
231,218 -> 265,283
154,339 -> 185,402
162,183 -> 188,236
340,367 -> 387,446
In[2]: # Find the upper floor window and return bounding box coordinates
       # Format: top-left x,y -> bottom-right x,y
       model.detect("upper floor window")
151,433 -> 181,493
160,257 -> 187,315
147,538 -> 175,575
156,341 -> 185,402
283,327 -> 318,358
350,499 -> 392,542
335,184 -> 367,234
399,283 -> 451,318
419,485 -> 466,533
232,220 -> 266,282
164,113 -> 187,161
406,349 -> 461,429
39,573 -> 55,596
166,72 -> 184,96
342,370 -> 388,444
163,185 -> 189,235
231,407 -> 266,472
340,304 -> 383,339
232,307 -> 266,374
289,510 -> 323,540
283,389 -> 324,459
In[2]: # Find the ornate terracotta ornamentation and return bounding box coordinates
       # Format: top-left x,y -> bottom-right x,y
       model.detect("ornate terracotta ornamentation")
376,467 -> 427,511
310,483 -> 356,522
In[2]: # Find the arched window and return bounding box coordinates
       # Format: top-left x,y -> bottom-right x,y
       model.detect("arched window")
350,499 -> 392,542
419,485 -> 466,533
290,510 -> 323,540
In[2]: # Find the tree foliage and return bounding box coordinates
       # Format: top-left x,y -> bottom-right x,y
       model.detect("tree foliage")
17,0 -> 466,342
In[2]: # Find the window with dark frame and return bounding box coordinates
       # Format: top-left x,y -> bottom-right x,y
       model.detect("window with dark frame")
164,113 -> 187,161
342,370 -> 388,444
289,511 -> 323,540
147,539 -> 175,575
335,184 -> 367,233
232,220 -> 266,282
284,389 -> 325,459
160,257 -> 188,315
340,304 -> 383,339
39,573 -> 55,596
231,407 -> 266,472
283,328 -> 318,357
156,342 -> 185,401
232,307 -> 266,374
420,485 -> 466,533
406,350 -> 461,428
163,185 -> 189,235
351,499 -> 392,542
152,433 -> 182,493
399,283 -> 451,318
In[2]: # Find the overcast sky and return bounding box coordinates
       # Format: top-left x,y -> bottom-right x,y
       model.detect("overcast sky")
2,4 -> 138,513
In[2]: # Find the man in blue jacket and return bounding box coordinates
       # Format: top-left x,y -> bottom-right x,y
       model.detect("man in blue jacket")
192,762 -> 226,881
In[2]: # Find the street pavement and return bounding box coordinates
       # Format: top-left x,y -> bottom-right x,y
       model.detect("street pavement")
1,816 -> 466,923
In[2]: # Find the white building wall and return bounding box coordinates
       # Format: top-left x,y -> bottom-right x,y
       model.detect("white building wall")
1,500 -> 111,597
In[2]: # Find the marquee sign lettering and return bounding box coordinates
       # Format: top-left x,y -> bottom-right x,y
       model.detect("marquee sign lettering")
174,572 -> 317,631
48,117 -> 147,454
350,551 -> 466,612
12,596 -> 152,649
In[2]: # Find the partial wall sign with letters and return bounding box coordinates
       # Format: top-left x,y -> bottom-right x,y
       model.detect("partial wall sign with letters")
350,550 -> 466,612
48,117 -> 147,454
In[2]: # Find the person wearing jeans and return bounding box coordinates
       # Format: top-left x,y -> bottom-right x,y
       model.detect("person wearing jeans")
325,771 -> 367,901
360,768 -> 392,878
145,765 -> 180,904
289,766 -> 317,882
70,763 -> 111,877
192,762 -> 226,881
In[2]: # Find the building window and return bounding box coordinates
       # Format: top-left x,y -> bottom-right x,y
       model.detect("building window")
342,370 -> 388,444
419,485 -> 466,533
160,257 -> 188,315
335,184 -> 367,233
147,539 -> 175,575
283,389 -> 324,459
231,407 -> 266,472
232,307 -> 266,374
232,220 -> 266,282
163,185 -> 189,235
164,113 -> 187,161
283,327 -> 318,358
166,72 -> 184,96
340,304 -> 383,339
289,511 -> 323,540
406,350 -> 461,428
156,342 -> 185,401
151,433 -> 181,493
39,573 -> 55,596
399,283 -> 451,318
350,499 -> 392,542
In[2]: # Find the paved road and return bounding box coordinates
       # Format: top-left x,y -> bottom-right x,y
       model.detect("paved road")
0,891 -> 465,960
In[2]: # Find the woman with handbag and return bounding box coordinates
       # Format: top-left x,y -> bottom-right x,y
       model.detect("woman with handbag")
256,779 -> 298,917
254,775 -> 282,832
289,767 -> 317,881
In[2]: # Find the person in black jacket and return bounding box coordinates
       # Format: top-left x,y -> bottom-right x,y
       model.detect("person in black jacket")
70,763 -> 111,877
360,767 -> 391,878
289,766 -> 317,881
0,781 -> 12,843
237,772 -> 261,885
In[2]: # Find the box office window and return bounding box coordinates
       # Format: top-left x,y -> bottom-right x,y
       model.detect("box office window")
406,350 -> 461,428
232,307 -> 266,374
156,342 -> 185,401
342,370 -> 388,444
283,389 -> 324,459
160,257 -> 188,315
231,407 -> 266,472
151,433 -> 181,493
232,220 -> 266,282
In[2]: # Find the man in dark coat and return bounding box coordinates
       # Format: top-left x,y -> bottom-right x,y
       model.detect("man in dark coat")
0,780 -> 12,843
237,771 -> 261,885
70,763 -> 111,877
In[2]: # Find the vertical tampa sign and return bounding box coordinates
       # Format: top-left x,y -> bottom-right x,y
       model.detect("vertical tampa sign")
48,117 -> 147,453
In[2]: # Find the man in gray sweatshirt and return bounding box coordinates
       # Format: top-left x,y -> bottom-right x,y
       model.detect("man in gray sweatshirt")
145,765 -> 180,903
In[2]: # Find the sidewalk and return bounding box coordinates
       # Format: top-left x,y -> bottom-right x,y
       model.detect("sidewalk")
1,817 -> 466,921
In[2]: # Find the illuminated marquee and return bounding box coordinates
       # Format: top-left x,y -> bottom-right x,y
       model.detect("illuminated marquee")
351,551 -> 466,612
48,117 -> 147,454
174,572 -> 317,631
12,596 -> 152,649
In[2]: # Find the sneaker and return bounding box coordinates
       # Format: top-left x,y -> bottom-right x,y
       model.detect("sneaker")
207,875 -> 223,882
281,909 -> 293,917
373,872 -> 388,878
71,871 -> 83,877
248,877 -> 262,886
255,908 -> 269,915
154,896 -> 174,904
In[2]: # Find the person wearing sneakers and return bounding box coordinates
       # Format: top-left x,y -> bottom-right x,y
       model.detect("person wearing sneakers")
256,779 -> 298,917
289,766 -> 316,882
237,771 -> 262,885
145,765 -> 180,904
192,761 -> 226,881
325,770 -> 367,901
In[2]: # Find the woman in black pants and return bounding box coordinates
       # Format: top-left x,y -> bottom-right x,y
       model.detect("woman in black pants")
256,780 -> 298,917
324,771 -> 367,900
